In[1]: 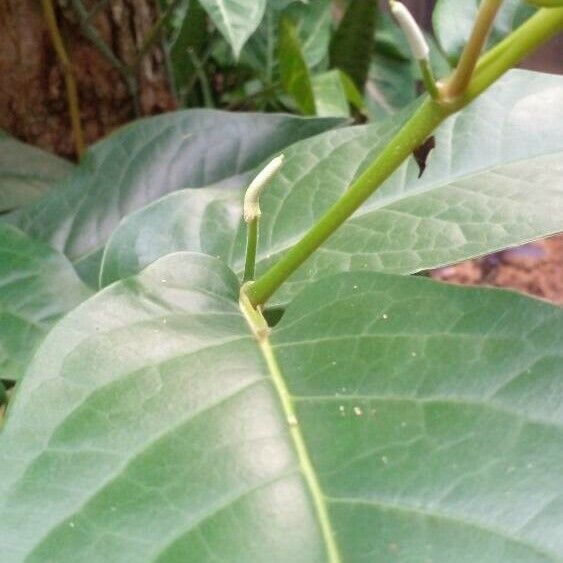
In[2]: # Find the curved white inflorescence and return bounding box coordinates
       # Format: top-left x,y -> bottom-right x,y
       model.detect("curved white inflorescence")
389,1 -> 430,61
243,154 -> 285,223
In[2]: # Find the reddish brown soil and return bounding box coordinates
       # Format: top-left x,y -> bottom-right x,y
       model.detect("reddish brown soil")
431,234 -> 563,305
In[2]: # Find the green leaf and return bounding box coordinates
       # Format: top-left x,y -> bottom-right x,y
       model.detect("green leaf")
278,17 -> 316,115
368,27 -> 451,120
329,0 -> 377,89
0,132 -> 73,212
170,0 -> 208,93
312,71 -> 350,118
365,53 -> 416,120
0,223 -> 91,382
2,251 -> 563,560
433,0 -> 536,64
4,110 -> 342,285
101,71 -> 563,305
199,0 -> 266,58
241,0 -> 331,78
286,0 -> 332,68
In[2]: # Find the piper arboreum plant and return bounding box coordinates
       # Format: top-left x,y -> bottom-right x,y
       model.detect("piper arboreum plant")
0,1 -> 563,561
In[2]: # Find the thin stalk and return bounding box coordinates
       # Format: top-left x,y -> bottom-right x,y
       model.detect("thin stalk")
41,0 -> 85,158
443,0 -> 504,99
245,7 -> 563,307
244,219 -> 259,282
187,48 -> 214,107
419,59 -> 439,99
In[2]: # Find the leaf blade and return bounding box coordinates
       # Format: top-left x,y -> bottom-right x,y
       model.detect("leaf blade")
199,0 -> 266,58
2,252 -> 563,560
0,132 -> 73,212
0,223 -> 92,381
4,110 -> 343,285
101,71 -> 563,305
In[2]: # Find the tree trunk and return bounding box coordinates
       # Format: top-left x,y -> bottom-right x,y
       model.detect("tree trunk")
0,0 -> 176,159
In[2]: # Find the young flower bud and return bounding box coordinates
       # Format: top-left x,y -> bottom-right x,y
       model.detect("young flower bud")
243,154 -> 285,223
389,1 -> 430,61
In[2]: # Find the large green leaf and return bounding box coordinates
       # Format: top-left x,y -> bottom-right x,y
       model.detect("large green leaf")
2,251 -> 563,560
0,223 -> 91,382
199,0 -> 266,58
4,111 -> 342,284
0,132 -> 73,212
433,0 -> 536,63
101,71 -> 563,305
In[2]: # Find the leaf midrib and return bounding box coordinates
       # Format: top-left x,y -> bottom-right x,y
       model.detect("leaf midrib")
246,310 -> 342,563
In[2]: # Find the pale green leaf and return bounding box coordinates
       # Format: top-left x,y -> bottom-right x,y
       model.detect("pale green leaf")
4,111 -> 342,285
199,0 -> 266,58
101,71 -> 563,306
312,71 -> 350,118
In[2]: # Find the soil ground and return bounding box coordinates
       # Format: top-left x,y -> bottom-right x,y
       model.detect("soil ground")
431,234 -> 563,305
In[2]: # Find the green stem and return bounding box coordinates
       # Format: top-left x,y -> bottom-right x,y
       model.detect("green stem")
246,7 -> 563,307
419,59 -> 439,99
244,219 -> 259,282
444,0 -> 503,99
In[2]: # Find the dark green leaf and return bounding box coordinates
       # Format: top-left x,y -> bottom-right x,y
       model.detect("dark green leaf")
278,17 -> 316,115
329,0 -> 377,89
2,252 -> 562,560
0,132 -> 73,212
0,223 -> 92,381
170,0 -> 208,94
101,71 -> 563,306
4,110 -> 342,285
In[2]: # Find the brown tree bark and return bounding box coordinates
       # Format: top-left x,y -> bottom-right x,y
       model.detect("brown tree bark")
0,0 -> 176,159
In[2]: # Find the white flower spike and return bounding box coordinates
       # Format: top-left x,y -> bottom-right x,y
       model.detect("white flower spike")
389,1 -> 429,61
243,154 -> 285,223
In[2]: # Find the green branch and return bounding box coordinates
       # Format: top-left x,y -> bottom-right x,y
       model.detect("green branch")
443,0 -> 504,99
245,7 -> 563,307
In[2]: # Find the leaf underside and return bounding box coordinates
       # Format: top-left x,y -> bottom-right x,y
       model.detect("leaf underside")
100,71 -> 563,306
1,252 -> 562,562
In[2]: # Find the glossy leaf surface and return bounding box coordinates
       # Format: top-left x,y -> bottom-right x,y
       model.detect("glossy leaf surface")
1,252 -> 562,561
101,71 -> 563,305
4,110 -> 342,283
0,224 -> 91,381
